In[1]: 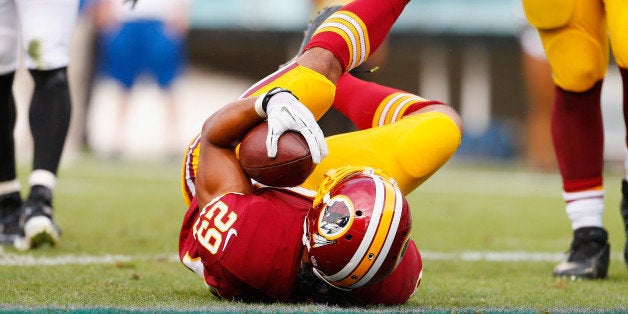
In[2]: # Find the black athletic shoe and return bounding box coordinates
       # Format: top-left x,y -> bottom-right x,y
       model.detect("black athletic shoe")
0,191 -> 22,244
553,227 -> 610,279
278,4 -> 343,71
620,179 -> 628,267
14,185 -> 60,250
296,4 -> 378,78
296,5 -> 343,56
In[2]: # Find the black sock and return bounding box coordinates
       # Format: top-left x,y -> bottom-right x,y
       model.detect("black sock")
28,67 -> 72,175
0,72 -> 17,182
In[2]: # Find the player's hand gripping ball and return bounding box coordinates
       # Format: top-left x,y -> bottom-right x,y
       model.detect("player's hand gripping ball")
239,122 -> 315,187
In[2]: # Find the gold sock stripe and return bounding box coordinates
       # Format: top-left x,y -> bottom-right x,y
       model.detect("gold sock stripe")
313,10 -> 370,71
373,93 -> 427,127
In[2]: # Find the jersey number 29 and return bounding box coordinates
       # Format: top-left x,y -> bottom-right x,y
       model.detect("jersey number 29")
193,201 -> 238,254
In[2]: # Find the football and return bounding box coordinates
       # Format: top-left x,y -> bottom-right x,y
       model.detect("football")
239,122 -> 315,187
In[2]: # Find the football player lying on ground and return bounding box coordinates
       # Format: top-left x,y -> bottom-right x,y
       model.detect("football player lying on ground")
178,0 -> 463,304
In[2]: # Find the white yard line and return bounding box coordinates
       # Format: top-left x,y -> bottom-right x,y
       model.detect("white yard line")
0,251 -> 624,266
0,253 -> 133,266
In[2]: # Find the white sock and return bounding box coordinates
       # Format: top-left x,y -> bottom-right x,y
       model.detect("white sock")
29,169 -> 56,190
563,190 -> 604,230
0,180 -> 21,196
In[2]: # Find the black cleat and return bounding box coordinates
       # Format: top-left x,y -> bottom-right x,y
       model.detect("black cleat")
553,227 -> 610,279
14,185 -> 60,251
0,191 -> 22,244
279,5 -> 343,70
296,5 -> 343,57
291,4 -> 377,79
621,179 -> 628,267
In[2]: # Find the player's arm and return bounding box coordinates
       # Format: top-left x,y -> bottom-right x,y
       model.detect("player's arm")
195,97 -> 262,208
195,91 -> 328,208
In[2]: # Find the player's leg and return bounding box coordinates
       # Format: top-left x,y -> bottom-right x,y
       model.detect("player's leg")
99,21 -> 141,157
622,64 -> 628,267
13,0 -> 79,250
240,0 -> 410,120
148,19 -> 186,156
0,72 -> 22,244
524,0 -> 610,278
301,106 -> 462,195
0,0 -> 22,243
238,3 -> 338,119
606,0 -> 628,267
300,72 -> 461,194
302,0 -> 407,73
240,59 -> 337,121
332,72 -> 448,129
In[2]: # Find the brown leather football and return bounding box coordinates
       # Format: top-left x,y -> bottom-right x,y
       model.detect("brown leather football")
239,122 -> 315,187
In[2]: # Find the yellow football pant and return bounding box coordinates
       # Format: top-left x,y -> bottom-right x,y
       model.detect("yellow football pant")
244,63 -> 336,120
523,0 -> 628,92
301,111 -> 461,195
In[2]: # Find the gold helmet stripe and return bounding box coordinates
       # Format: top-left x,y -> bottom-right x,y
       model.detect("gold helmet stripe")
348,182 -> 405,289
324,173 -> 403,288
323,173 -> 388,282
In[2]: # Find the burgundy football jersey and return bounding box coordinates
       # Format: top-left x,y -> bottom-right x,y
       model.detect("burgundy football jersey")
179,188 -> 312,302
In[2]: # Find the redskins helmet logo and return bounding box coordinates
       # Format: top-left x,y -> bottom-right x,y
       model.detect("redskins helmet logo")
317,195 -> 355,241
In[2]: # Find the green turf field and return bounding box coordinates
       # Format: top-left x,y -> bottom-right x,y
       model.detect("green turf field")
1,155 -> 627,313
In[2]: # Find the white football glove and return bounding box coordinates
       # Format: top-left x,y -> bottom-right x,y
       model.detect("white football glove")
254,88 -> 328,164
